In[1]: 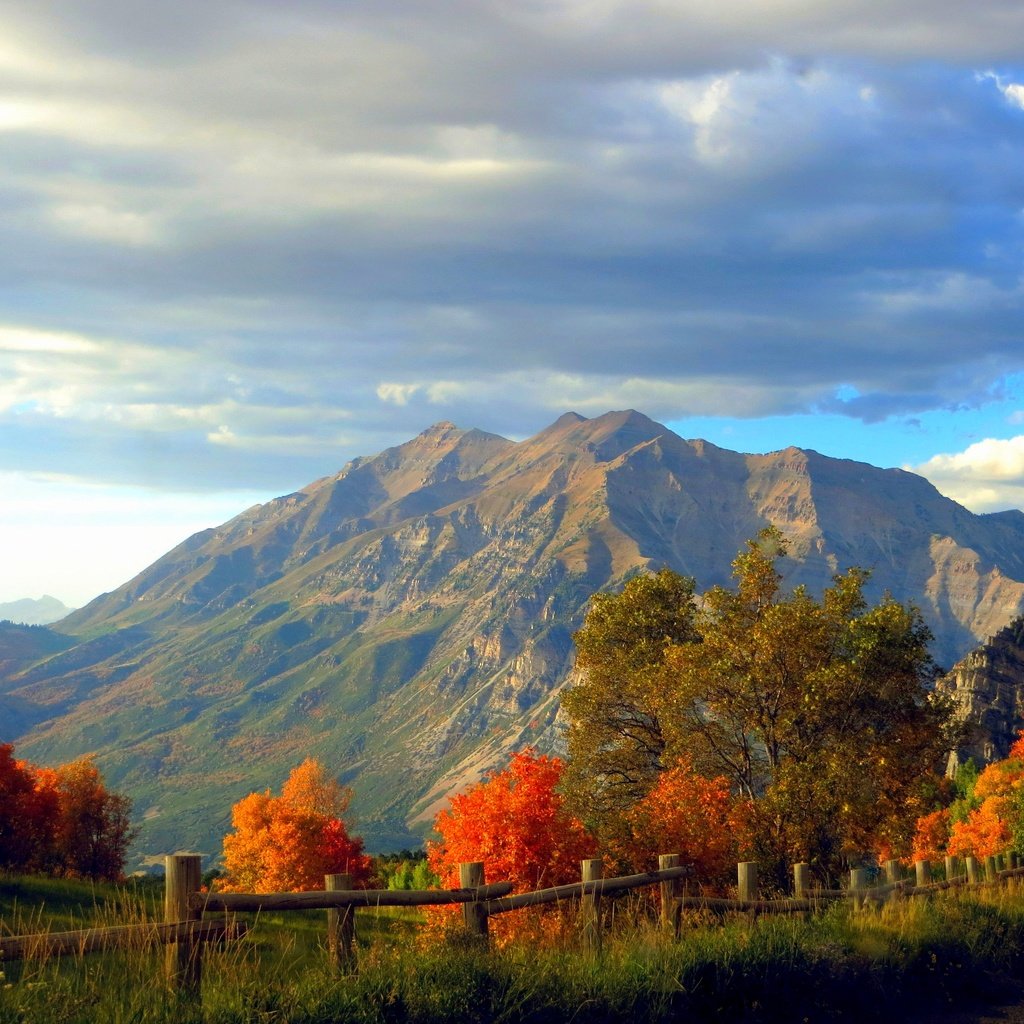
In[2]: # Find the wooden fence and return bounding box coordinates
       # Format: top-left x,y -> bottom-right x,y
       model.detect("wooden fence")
2,849 -> 1023,1002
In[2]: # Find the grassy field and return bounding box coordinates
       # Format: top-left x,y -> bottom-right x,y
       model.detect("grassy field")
4,874 -> 1024,1022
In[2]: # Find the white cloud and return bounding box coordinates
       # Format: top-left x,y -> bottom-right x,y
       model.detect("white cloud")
377,382 -> 421,406
977,71 -> 1024,109
0,325 -> 99,354
912,436 -> 1024,512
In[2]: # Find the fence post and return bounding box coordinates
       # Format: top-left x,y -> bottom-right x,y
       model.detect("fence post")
966,856 -> 981,885
658,854 -> 682,935
737,862 -> 757,903
915,860 -> 931,888
944,855 -> 957,881
985,856 -> 998,882
326,873 -> 355,971
884,859 -> 900,885
165,854 -> 203,999
581,859 -> 603,951
850,867 -> 869,912
793,862 -> 810,898
459,862 -> 489,941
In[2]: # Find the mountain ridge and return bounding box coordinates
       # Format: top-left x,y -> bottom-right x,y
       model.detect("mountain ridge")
3,409 -> 1024,863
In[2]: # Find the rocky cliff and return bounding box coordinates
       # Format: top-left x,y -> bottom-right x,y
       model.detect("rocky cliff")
940,617 -> 1024,767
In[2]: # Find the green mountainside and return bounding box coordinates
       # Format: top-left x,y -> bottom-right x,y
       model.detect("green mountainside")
3,409 -> 1024,866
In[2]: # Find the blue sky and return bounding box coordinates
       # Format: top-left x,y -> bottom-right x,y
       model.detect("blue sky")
1,1 -> 1024,606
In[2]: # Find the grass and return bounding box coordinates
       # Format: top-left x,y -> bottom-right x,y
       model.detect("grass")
5,876 -> 1024,1022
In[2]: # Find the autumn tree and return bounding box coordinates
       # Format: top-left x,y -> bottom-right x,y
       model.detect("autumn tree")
563,529 -> 952,881
0,745 -> 133,879
561,568 -> 699,832
619,756 -> 744,888
934,735 -> 1024,861
221,758 -> 371,892
0,744 -> 53,871
428,748 -> 597,942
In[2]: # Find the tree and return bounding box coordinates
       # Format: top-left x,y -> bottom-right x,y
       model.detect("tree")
48,757 -> 135,880
563,529 -> 952,880
221,758 -> 371,892
561,568 -> 699,831
619,756 -> 744,888
0,745 -> 133,879
924,735 -> 1024,861
0,744 -> 53,871
427,748 -> 597,943
911,808 -> 952,863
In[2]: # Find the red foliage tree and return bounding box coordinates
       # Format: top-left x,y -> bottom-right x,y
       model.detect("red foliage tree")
0,744 -> 133,879
427,748 -> 597,944
221,758 -> 371,892
910,807 -> 951,863
0,744 -> 51,871
620,757 -> 743,887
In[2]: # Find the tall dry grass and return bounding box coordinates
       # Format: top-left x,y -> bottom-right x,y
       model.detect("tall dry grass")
4,874 -> 1024,1022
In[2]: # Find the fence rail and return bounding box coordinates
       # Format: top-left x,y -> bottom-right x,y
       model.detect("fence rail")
0,918 -> 245,962
482,865 -> 691,915
3,850 -> 1024,1004
198,880 -> 514,913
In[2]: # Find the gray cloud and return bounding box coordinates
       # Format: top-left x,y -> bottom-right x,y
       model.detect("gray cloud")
0,2 -> 1023,489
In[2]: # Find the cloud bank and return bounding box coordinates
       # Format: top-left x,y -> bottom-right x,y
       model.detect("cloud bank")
0,0 -> 1022,496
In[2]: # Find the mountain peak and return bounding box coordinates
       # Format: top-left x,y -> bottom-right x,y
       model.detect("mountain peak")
418,420 -> 460,438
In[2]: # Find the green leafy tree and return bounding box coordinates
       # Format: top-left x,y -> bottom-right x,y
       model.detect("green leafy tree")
563,529 -> 953,881
561,568 -> 699,832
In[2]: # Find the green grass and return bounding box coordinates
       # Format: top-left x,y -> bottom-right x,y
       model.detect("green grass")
6,876 -> 1024,1022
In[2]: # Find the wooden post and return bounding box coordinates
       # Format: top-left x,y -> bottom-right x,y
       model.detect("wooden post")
944,855 -> 957,881
326,873 -> 355,971
884,859 -> 900,884
850,867 -> 869,911
966,855 -> 981,885
986,856 -> 998,882
459,862 -> 489,940
581,859 -> 603,951
165,854 -> 202,998
793,862 -> 810,898
658,854 -> 682,935
737,862 -> 757,903
915,860 -> 930,887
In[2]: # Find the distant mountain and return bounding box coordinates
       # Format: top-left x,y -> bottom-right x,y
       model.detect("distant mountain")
0,595 -> 74,626
3,410 -> 1024,865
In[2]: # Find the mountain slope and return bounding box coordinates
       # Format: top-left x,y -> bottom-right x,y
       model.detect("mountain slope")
3,410 -> 1024,863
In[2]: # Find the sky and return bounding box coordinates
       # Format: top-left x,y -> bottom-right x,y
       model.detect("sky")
1,1 -> 1024,607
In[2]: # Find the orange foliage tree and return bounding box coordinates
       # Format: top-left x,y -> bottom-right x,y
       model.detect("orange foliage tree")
910,807 -> 952,863
427,748 -> 597,942
947,797 -> 1012,859
620,757 -> 744,888
910,732 -> 1024,863
0,744 -> 133,879
221,758 -> 371,891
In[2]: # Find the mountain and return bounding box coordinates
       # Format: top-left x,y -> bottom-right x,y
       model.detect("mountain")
939,616 -> 1024,768
0,595 -> 74,626
3,410 -> 1024,865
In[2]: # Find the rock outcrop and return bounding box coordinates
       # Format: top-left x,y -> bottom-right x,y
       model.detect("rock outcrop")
940,617 -> 1024,768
